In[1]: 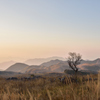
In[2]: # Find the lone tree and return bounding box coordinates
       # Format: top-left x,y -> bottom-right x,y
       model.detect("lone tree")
67,52 -> 82,74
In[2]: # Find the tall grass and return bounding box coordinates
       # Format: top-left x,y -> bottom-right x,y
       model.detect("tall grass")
0,74 -> 99,100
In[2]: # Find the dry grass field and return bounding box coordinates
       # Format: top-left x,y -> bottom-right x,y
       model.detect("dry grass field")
0,74 -> 100,100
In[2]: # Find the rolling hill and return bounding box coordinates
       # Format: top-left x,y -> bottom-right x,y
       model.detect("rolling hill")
6,63 -> 28,72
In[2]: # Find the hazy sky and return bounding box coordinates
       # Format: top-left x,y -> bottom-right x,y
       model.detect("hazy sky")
0,0 -> 100,62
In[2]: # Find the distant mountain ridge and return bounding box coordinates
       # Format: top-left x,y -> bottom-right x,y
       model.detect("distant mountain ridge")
25,56 -> 65,65
5,58 -> 100,74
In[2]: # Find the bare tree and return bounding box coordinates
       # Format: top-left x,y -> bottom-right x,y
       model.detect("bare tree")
67,52 -> 82,74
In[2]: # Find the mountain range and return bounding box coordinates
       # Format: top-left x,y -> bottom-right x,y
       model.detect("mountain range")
0,57 -> 65,70
5,58 -> 100,74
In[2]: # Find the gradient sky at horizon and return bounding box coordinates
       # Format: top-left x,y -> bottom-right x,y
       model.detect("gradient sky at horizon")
0,0 -> 100,62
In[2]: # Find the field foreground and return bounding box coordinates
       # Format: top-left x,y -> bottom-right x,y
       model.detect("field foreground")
0,74 -> 100,100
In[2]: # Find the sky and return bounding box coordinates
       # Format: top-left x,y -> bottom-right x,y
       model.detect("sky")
0,0 -> 100,62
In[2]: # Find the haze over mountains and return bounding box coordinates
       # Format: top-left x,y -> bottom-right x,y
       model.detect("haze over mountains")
25,56 -> 65,65
0,61 -> 16,70
0,57 -> 65,70
5,57 -> 100,74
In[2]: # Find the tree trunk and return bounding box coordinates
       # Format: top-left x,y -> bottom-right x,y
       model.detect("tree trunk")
75,69 -> 78,83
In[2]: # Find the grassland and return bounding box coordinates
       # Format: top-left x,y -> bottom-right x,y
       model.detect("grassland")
0,74 -> 100,100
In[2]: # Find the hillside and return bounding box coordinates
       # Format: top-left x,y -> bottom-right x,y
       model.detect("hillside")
26,59 -> 100,74
21,65 -> 41,73
41,59 -> 63,67
45,61 -> 69,72
6,63 -> 28,72
78,58 -> 100,71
